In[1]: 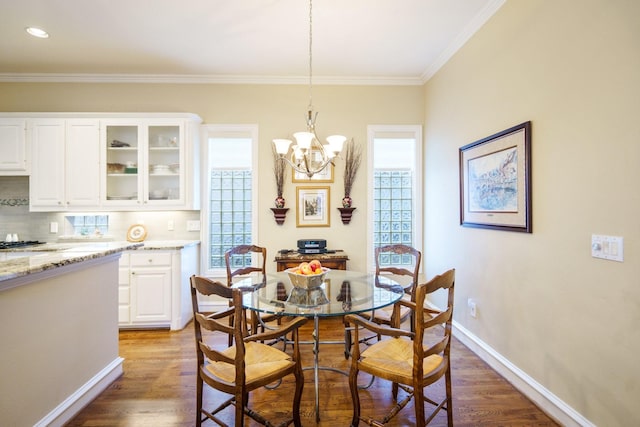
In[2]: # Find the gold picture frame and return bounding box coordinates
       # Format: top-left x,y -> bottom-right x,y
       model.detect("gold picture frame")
292,150 -> 334,183
296,186 -> 330,227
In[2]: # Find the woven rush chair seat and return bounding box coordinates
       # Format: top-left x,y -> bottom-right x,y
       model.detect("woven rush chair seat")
358,337 -> 444,382
204,341 -> 295,384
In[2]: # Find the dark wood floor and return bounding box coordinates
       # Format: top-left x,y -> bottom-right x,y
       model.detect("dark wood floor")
67,317 -> 559,426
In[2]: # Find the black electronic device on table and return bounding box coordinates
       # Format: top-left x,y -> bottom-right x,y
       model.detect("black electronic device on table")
297,239 -> 327,254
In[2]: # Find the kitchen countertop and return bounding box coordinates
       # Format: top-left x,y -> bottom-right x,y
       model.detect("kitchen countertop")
0,241 -> 143,284
135,240 -> 201,250
0,240 -> 200,252
0,240 -> 201,284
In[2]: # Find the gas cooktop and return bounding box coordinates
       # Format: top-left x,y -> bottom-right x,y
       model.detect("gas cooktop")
0,241 -> 46,250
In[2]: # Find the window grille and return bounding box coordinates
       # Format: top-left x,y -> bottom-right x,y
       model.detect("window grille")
208,170 -> 252,269
373,170 -> 413,267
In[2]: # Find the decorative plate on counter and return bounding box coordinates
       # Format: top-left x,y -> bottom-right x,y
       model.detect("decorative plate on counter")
126,224 -> 147,242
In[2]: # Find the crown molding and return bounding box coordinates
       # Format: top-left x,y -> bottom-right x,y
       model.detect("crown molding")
0,1 -> 505,87
0,73 -> 424,86
421,0 -> 506,83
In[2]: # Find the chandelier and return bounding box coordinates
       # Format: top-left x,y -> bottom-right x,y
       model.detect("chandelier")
272,0 -> 347,178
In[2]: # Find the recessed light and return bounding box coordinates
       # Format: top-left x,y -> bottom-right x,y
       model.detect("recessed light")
26,27 -> 49,38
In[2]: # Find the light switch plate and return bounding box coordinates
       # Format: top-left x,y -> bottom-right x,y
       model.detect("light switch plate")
591,234 -> 624,262
187,220 -> 201,231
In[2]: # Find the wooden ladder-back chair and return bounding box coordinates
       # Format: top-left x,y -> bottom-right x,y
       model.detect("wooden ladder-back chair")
225,245 -> 279,344
345,268 -> 455,427
190,275 -> 307,427
373,244 -> 422,326
344,244 -> 422,358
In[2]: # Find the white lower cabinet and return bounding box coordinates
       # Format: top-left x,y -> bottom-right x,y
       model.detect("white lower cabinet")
118,244 -> 199,330
130,253 -> 172,324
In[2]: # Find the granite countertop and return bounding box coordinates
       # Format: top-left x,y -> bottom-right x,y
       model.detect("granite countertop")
0,240 -> 200,253
0,240 -> 201,285
0,241 -> 144,284
136,240 -> 201,250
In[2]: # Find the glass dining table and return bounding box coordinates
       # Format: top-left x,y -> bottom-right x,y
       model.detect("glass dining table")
234,269 -> 405,422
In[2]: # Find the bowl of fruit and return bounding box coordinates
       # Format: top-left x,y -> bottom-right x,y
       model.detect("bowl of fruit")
285,260 -> 329,289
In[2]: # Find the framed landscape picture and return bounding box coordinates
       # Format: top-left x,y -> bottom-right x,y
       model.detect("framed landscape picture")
296,186 -> 330,227
459,121 -> 532,233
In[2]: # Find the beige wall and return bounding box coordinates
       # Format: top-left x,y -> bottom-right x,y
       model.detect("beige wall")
423,1 -> 640,426
3,1 -> 638,424
0,84 -> 424,270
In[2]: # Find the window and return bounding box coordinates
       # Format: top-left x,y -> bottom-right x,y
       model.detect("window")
201,125 -> 258,277
367,125 -> 422,270
65,215 -> 109,237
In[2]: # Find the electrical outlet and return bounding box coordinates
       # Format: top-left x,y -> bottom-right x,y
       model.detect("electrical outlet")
468,298 -> 477,318
167,220 -> 174,231
50,222 -> 58,233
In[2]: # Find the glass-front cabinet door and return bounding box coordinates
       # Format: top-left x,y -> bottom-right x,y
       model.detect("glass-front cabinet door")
104,123 -> 142,205
102,120 -> 186,209
147,124 -> 184,205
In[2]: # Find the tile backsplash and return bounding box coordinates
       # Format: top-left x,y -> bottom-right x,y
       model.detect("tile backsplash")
0,176 -> 201,242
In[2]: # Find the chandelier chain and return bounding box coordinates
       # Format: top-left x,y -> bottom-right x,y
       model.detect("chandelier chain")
308,0 -> 313,111
272,0 -> 348,179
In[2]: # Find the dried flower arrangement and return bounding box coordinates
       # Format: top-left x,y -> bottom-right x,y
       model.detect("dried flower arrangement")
272,145 -> 288,207
342,139 -> 362,208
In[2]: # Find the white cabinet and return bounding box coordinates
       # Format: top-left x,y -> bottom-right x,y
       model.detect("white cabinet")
5,112 -> 200,211
118,243 -> 199,330
130,252 -> 173,324
0,118 -> 29,175
29,119 -> 101,211
101,115 -> 201,210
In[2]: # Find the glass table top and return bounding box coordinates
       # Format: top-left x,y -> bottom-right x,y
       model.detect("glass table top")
235,270 -> 405,317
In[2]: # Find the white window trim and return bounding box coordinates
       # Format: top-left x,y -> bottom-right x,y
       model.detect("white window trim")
366,125 -> 423,273
199,124 -> 259,279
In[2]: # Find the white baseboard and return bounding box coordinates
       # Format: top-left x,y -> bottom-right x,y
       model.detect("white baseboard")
452,321 -> 594,427
35,357 -> 124,427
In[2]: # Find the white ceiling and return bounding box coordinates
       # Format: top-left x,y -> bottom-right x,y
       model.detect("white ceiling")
0,0 -> 504,85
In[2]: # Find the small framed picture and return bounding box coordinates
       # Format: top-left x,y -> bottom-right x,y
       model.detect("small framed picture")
459,121 -> 532,233
296,186 -> 330,227
292,150 -> 334,183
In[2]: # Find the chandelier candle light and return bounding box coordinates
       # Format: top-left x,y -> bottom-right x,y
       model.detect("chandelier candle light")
273,0 -> 347,178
